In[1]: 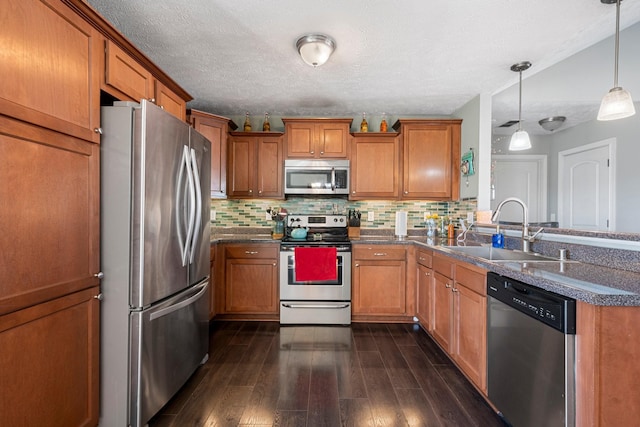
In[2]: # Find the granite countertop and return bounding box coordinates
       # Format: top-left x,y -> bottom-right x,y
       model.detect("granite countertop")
210,229 -> 640,306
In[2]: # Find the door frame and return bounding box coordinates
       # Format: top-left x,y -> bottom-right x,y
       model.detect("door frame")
557,138 -> 616,231
492,154 -> 548,223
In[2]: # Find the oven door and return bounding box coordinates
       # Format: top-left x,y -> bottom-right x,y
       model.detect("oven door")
279,250 -> 351,301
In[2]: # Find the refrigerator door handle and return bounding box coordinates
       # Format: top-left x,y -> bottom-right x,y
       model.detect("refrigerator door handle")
149,281 -> 208,321
188,148 -> 202,265
176,146 -> 188,265
177,145 -> 196,266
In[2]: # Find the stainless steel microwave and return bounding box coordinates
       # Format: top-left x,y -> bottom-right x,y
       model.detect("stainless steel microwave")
284,159 -> 349,195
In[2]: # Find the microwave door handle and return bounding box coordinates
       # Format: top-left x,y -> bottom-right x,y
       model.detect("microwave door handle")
331,167 -> 336,191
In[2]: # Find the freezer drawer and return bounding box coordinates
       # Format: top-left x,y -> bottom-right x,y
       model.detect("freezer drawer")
129,280 -> 209,426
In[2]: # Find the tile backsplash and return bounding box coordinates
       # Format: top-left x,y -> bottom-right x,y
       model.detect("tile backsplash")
211,197 -> 477,229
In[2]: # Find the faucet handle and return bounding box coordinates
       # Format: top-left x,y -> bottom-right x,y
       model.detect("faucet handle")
526,227 -> 544,242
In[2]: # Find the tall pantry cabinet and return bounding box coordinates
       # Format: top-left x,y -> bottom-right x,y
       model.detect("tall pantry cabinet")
0,1 -> 191,425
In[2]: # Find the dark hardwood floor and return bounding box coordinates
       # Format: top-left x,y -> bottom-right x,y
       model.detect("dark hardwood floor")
149,321 -> 506,427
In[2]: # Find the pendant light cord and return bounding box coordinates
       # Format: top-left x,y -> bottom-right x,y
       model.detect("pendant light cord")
614,0 -> 620,88
518,70 -> 523,131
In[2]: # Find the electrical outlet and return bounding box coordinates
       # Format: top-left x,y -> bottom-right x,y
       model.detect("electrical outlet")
423,211 -> 430,221
467,212 -> 474,223
266,212 -> 272,221
210,210 -> 216,221
367,211 -> 375,222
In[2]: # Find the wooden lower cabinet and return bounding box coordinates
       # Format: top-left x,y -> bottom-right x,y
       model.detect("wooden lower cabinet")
576,301 -> 640,426
209,243 -> 217,319
352,245 -> 414,321
219,243 -> 279,317
430,252 -> 487,392
0,287 -> 100,426
416,249 -> 434,330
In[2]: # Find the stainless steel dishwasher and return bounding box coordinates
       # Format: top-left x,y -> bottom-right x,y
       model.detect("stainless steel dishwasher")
487,272 -> 576,427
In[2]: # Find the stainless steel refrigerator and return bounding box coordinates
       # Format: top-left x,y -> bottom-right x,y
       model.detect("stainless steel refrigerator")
99,100 -> 211,426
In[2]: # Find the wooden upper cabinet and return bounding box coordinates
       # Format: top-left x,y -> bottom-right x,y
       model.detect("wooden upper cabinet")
393,119 -> 462,200
155,80 -> 186,121
104,39 -> 154,104
103,39 -> 187,121
282,118 -> 352,158
350,132 -> 400,200
0,0 -> 101,143
188,110 -> 235,198
227,132 -> 284,199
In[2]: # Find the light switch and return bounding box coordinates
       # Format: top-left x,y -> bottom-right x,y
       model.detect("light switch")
210,210 -> 216,221
367,211 -> 375,221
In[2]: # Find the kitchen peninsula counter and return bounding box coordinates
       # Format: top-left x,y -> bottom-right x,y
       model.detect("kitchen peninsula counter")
352,233 -> 640,306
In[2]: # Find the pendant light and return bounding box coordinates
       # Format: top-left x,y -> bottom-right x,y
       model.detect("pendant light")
597,0 -> 635,121
509,61 -> 532,151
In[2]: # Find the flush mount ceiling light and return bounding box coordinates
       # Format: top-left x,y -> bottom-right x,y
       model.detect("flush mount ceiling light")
598,0 -> 635,121
509,61 -> 532,151
296,34 -> 336,67
539,116 -> 566,132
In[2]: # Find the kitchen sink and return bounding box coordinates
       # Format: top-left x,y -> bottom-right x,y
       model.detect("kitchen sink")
443,246 -> 561,262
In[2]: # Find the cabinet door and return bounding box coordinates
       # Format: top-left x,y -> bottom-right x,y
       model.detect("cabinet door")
454,283 -> 487,392
0,287 -> 100,426
104,39 -> 154,104
190,111 -> 229,198
432,272 -> 454,352
0,0 -> 101,143
353,260 -> 406,315
285,122 -> 315,157
257,136 -> 283,198
225,258 -> 278,313
350,134 -> 400,199
416,264 -> 433,330
0,117 -> 100,314
155,80 -> 186,121
317,123 -> 349,158
227,136 -> 256,197
210,244 -> 217,319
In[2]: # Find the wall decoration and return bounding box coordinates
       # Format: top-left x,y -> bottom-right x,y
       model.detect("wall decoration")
460,148 -> 475,186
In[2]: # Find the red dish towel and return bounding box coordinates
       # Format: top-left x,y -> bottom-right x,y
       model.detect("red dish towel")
294,247 -> 337,282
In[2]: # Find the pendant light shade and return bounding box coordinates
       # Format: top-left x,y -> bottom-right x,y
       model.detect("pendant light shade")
509,61 -> 532,151
598,0 -> 635,121
296,34 -> 336,67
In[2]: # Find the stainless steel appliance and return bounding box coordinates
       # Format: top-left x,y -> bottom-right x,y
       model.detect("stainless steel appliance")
487,272 -> 576,427
284,159 -> 349,195
279,214 -> 351,324
100,100 -> 211,427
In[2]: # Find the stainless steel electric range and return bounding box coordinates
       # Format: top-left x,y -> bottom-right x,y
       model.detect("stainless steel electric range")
279,214 -> 351,325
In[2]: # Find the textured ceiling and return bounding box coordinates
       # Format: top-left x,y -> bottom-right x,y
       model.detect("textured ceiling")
86,0 -> 640,132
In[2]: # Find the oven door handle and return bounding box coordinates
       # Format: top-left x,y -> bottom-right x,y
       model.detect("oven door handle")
282,303 -> 350,309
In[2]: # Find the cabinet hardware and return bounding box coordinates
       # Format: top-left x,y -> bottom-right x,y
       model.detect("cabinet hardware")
320,151 -> 324,154
451,288 -> 459,292
94,127 -> 103,134
373,252 -> 387,256
445,284 -> 452,289
245,251 -> 259,255
94,293 -> 103,301
148,98 -> 156,103
310,150 -> 314,154
355,263 -> 360,267
94,272 -> 104,279
425,272 -> 431,276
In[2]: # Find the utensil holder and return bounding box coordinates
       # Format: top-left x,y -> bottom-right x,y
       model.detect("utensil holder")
348,226 -> 361,239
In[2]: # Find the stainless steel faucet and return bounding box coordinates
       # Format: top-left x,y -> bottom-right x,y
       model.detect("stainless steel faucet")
491,197 -> 542,252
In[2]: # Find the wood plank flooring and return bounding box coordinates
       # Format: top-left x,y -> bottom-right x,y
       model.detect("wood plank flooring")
149,321 -> 506,427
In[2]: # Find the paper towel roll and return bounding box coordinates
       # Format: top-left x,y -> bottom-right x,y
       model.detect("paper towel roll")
395,211 -> 408,237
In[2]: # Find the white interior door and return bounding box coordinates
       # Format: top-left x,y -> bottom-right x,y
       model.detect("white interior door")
558,139 -> 615,231
491,155 -> 547,223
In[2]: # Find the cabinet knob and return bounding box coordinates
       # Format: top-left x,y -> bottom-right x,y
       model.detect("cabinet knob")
451,288 -> 459,293
94,293 -> 103,301
352,191 -> 356,194
273,263 -> 276,266
404,191 -> 408,195
445,284 -> 452,289
94,127 -> 103,134
355,263 -> 360,267
94,272 -> 104,279
249,189 -> 253,193
320,151 -> 324,155
310,150 -> 315,154
148,98 -> 156,103
258,190 -> 262,194
425,272 -> 430,276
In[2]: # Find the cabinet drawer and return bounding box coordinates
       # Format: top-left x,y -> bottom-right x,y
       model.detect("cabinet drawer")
455,263 -> 487,295
224,244 -> 279,259
354,245 -> 406,261
433,253 -> 455,279
417,249 -> 432,268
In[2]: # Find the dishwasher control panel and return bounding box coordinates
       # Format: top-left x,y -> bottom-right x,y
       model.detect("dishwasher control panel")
487,272 -> 576,333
